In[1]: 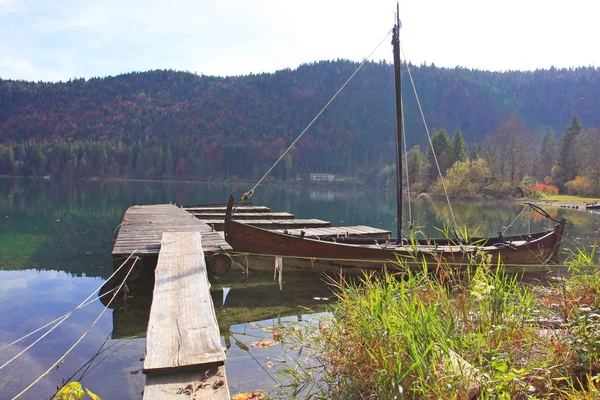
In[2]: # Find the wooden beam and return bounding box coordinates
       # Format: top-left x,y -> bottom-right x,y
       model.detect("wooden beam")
144,232 -> 225,372
201,219 -> 331,231
184,205 -> 270,213
193,212 -> 295,220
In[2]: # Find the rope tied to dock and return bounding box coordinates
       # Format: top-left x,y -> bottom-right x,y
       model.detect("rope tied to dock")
0,250 -> 138,363
11,252 -> 140,400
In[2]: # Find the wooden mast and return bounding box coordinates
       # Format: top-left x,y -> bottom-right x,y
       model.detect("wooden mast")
392,3 -> 403,240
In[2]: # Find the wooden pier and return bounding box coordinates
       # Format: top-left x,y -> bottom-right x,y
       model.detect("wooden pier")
111,201 -> 394,398
112,204 -> 231,258
143,232 -> 229,399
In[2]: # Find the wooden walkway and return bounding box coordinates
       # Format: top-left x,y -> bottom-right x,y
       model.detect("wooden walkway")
143,232 -> 229,399
112,204 -> 231,257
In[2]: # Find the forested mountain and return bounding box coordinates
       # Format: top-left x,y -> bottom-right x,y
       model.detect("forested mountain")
0,61 -> 599,183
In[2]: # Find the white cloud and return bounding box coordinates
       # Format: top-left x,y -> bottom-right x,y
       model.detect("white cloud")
0,0 -> 26,15
0,0 -> 598,81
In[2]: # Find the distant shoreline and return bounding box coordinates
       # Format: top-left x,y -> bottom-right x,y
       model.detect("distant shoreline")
517,199 -> 592,212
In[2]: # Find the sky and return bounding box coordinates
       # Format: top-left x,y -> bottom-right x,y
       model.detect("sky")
0,0 -> 598,82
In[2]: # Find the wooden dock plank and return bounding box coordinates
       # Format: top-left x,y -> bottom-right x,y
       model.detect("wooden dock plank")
112,204 -> 231,257
144,366 -> 229,399
144,232 -> 225,372
184,205 -> 271,213
192,212 -> 295,220
200,219 -> 331,231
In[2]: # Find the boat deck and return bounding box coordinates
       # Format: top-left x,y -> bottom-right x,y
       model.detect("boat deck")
273,225 -> 392,240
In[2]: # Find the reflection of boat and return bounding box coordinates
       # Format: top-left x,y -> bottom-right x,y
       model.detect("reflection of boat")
224,6 -> 567,271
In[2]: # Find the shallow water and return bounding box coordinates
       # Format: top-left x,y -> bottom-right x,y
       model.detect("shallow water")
0,177 -> 598,398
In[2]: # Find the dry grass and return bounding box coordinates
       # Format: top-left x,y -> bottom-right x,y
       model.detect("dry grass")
278,250 -> 600,399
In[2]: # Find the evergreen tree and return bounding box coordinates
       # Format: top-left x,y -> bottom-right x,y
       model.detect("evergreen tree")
533,128 -> 556,181
98,146 -> 108,175
426,129 -> 451,183
450,128 -> 469,165
405,145 -> 424,189
558,116 -> 583,183
0,147 -> 15,174
470,143 -> 483,160
69,153 -> 77,178
164,145 -> 174,178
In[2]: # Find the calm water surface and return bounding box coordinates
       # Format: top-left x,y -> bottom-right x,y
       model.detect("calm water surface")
1,177 -> 598,399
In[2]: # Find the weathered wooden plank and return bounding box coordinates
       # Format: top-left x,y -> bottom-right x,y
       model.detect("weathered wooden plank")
193,212 -> 294,220
201,219 -> 331,231
144,366 -> 229,400
112,204 -> 222,256
144,232 -> 225,372
273,225 -> 391,240
184,205 -> 271,213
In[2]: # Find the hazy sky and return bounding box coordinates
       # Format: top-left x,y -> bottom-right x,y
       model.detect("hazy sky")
1,0 -> 598,82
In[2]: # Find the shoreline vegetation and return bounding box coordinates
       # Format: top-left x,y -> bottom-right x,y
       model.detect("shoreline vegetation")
1,116 -> 598,204
277,250 -> 600,399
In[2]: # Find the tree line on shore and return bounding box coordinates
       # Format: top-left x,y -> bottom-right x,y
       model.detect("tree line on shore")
393,115 -> 599,198
0,62 -> 599,196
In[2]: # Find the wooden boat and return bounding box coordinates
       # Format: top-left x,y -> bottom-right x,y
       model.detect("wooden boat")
223,5 -> 567,272
225,196 -> 565,271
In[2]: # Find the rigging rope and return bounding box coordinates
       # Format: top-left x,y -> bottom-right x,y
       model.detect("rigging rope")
12,256 -> 139,400
526,202 -> 561,224
245,28 -> 394,201
401,44 -> 459,235
0,250 -> 138,369
502,207 -> 526,234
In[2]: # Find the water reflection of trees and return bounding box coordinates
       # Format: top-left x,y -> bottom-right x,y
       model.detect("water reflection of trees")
2,177 -> 598,277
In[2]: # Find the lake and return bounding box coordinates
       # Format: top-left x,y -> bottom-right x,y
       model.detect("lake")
1,177 -> 598,399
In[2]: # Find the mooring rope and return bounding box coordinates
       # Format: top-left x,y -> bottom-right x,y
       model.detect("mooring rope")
245,28 -> 394,201
12,256 -> 140,399
49,334 -> 140,400
0,250 -> 138,356
401,45 -> 460,236
227,250 -> 571,269
0,287 -> 117,355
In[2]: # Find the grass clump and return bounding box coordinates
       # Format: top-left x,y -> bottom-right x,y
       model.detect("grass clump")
279,252 -> 600,399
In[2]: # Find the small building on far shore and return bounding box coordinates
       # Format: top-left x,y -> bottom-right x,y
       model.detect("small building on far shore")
310,173 -> 335,182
